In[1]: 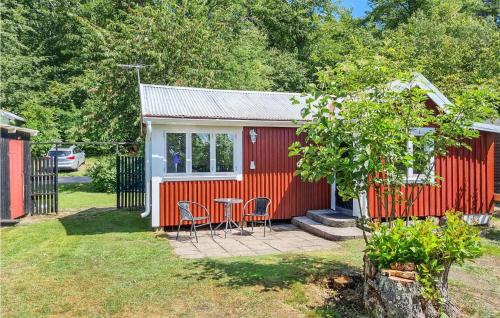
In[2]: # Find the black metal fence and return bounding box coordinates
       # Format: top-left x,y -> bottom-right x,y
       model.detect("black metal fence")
116,155 -> 145,209
31,157 -> 58,214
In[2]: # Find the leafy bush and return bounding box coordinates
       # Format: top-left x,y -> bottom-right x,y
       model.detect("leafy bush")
365,211 -> 482,302
88,156 -> 116,193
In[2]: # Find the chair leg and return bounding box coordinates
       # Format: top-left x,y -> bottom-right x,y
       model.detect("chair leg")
264,217 -> 266,237
176,220 -> 182,240
193,224 -> 198,243
209,221 -> 214,238
268,217 -> 272,232
225,219 -> 229,238
190,223 -> 194,237
251,218 -> 254,232
241,216 -> 244,235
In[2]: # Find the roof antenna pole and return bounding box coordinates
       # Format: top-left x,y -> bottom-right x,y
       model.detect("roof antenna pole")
117,63 -> 148,85
118,63 -> 150,136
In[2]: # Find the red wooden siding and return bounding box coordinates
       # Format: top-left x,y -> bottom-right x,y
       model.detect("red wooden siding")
159,127 -> 330,226
368,131 -> 495,218
494,134 -> 500,193
8,139 -> 25,218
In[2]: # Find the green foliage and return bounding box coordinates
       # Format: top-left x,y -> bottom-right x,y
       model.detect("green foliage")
366,211 -> 482,302
366,218 -> 440,268
290,57 -> 495,221
1,0 -> 498,148
439,211 -> 483,265
87,156 -> 116,193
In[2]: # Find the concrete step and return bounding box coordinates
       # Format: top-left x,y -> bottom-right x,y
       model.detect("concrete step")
292,216 -> 366,241
307,209 -> 357,228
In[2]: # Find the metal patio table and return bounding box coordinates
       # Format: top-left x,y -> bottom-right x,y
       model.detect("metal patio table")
214,198 -> 243,237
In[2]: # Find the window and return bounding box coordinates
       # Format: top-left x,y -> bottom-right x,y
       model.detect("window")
48,150 -> 71,157
216,133 -> 234,172
166,133 -> 186,173
192,133 -> 210,172
403,128 -> 435,183
164,128 -> 241,180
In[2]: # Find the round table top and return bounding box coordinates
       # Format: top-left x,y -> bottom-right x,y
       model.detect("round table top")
214,198 -> 243,204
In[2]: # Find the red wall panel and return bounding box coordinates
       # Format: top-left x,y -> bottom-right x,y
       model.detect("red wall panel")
494,134 -> 500,192
368,132 -> 495,218
160,127 -> 330,226
8,139 -> 25,219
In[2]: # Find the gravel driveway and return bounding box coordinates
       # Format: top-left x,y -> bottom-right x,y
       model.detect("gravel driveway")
58,176 -> 92,184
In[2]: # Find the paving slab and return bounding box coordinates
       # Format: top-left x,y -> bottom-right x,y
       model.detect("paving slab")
166,223 -> 340,258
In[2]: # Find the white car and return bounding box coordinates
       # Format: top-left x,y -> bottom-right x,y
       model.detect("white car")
47,145 -> 86,171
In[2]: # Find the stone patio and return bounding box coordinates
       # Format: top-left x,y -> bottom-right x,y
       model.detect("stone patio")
164,223 -> 341,258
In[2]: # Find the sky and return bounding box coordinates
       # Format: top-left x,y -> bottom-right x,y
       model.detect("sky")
339,0 -> 371,17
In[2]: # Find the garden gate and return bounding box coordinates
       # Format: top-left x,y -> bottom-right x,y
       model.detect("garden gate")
116,155 -> 145,209
30,156 -> 58,214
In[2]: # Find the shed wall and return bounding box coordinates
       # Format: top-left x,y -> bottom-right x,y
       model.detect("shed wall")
495,134 -> 500,193
367,131 -> 495,218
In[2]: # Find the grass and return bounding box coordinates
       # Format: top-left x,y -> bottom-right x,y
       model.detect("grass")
1,210 -> 499,317
58,157 -> 98,177
59,183 -> 115,210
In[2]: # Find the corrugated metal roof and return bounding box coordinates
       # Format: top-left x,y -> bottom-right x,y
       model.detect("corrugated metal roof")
140,84 -> 307,121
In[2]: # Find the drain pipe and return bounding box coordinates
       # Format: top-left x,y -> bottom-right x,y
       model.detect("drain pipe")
141,121 -> 152,218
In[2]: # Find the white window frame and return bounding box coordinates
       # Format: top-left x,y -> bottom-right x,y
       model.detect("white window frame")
163,126 -> 243,181
404,127 -> 435,184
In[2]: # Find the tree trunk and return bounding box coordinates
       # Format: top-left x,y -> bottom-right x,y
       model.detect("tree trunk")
363,256 -> 458,318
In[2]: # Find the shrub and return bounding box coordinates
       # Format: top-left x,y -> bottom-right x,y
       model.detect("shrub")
88,156 -> 116,193
365,211 -> 482,302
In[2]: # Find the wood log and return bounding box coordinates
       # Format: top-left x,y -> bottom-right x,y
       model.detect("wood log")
381,269 -> 417,280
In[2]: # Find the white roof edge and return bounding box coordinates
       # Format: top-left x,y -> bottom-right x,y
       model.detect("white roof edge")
139,83 -> 301,96
0,124 -> 38,136
411,72 -> 453,109
410,73 -> 499,133
142,116 -> 303,127
472,122 -> 500,134
0,109 -> 26,122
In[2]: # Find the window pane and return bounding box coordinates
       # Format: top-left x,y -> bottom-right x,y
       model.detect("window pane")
166,133 -> 186,173
216,133 -> 234,172
396,141 -> 409,175
413,137 -> 429,175
192,133 -> 210,172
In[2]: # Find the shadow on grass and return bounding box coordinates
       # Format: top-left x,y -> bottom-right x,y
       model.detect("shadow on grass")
481,228 -> 500,242
182,255 -> 360,291
182,255 -> 368,317
59,208 -> 150,235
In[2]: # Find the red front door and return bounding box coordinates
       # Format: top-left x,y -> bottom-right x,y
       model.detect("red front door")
9,140 -> 25,218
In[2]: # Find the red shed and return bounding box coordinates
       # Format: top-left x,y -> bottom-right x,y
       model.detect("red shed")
139,75 -> 499,229
0,110 -> 38,225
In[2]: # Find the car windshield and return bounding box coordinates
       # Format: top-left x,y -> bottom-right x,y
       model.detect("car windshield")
48,150 -> 71,157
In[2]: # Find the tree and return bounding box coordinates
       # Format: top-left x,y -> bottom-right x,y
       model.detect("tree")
377,0 -> 500,100
289,55 -> 496,316
1,0 -> 497,147
289,58 -> 496,227
366,0 -> 496,28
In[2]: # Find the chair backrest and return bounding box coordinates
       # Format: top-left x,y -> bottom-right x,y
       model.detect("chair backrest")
254,197 -> 270,215
177,201 -> 193,220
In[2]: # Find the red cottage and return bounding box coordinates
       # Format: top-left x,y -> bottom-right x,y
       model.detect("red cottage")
139,75 -> 499,229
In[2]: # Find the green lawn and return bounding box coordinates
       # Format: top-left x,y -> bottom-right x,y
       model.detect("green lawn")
59,183 -> 115,210
1,210 -> 499,317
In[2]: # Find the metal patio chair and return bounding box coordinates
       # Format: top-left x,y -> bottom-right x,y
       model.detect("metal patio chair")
241,197 -> 272,236
176,201 -> 213,243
